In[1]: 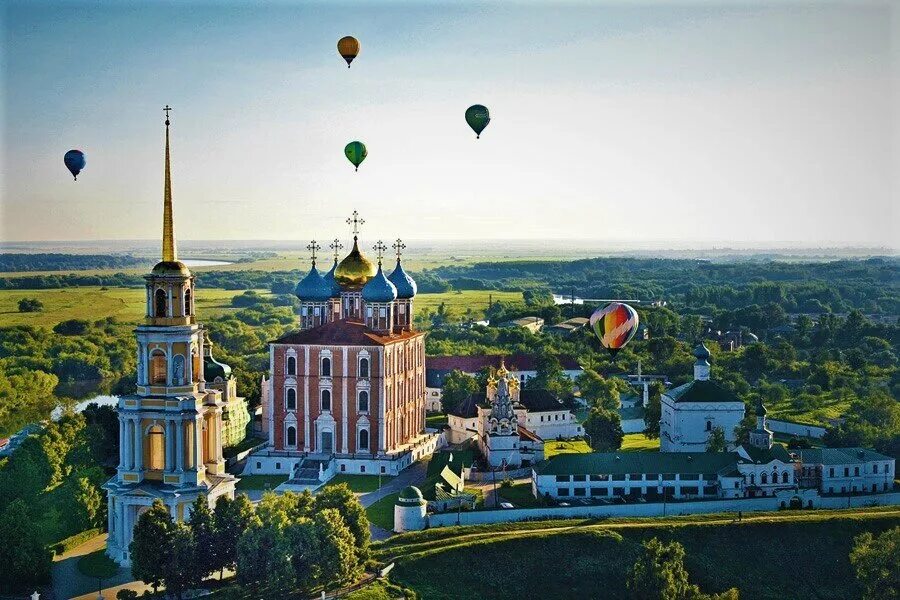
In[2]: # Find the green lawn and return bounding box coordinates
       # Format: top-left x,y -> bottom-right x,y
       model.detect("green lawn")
415,290 -> 522,321
235,474 -> 287,491
366,493 -> 400,530
767,399 -> 850,428
544,439 -> 592,459
620,433 -> 660,452
497,481 -> 539,508
77,549 -> 120,579
426,413 -> 448,428
0,286 -> 271,327
386,508 -> 900,600
324,474 -> 393,493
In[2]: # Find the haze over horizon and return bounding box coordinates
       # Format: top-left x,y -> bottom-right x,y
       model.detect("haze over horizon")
3,1 -> 898,246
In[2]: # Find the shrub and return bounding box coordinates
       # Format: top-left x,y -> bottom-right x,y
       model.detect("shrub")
17,297 -> 43,312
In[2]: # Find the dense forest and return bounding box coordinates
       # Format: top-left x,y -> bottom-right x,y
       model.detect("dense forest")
0,253 -> 147,272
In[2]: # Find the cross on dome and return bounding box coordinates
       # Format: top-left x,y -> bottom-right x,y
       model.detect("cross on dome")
330,238 -> 344,262
393,238 -> 406,261
307,240 -> 321,265
373,240 -> 388,265
164,104 -> 172,125
346,210 -> 365,237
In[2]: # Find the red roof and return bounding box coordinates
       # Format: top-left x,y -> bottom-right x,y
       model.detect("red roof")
518,425 -> 543,443
426,354 -> 581,372
273,319 -> 424,347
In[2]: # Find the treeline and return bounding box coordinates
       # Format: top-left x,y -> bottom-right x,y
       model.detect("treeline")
0,253 -> 147,272
426,256 -> 900,314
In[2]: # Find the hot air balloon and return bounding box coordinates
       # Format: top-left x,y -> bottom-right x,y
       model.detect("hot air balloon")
64,149 -> 86,181
337,36 -> 360,68
590,302 -> 639,356
465,104 -> 490,139
344,141 -> 367,171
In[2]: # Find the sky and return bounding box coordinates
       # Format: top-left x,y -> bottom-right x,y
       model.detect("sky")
1,0 -> 898,247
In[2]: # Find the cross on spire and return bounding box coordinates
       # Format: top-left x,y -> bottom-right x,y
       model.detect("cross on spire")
346,210 -> 365,237
373,240 -> 388,265
329,238 -> 344,262
307,240 -> 321,265
392,238 -> 406,261
164,105 -> 172,126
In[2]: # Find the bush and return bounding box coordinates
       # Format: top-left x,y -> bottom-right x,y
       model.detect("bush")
53,527 -> 102,555
53,319 -> 91,335
17,297 -> 43,312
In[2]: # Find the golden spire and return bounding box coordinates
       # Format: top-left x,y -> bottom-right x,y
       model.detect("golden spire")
162,105 -> 176,262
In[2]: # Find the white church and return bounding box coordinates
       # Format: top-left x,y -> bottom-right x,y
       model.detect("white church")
660,343 -> 745,452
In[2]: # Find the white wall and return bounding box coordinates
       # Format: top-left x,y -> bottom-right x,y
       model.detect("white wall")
427,491 -> 900,529
621,418 -> 646,434
767,419 -> 826,439
661,399 -> 744,452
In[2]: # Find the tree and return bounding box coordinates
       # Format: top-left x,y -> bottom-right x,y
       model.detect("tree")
17,297 -> 43,313
850,527 -> 900,600
313,483 -> 370,557
287,518 -> 321,591
706,426 -> 727,452
236,517 -> 293,592
440,370 -> 478,414
527,350 -> 575,399
627,537 -> 739,600
63,474 -> 103,531
188,496 -> 218,582
163,522 -> 199,600
214,494 -> 256,579
577,369 -> 629,410
313,508 -> 362,588
583,407 -> 624,452
130,499 -> 173,594
0,499 -> 52,592
733,409 -> 757,447
643,382 -> 664,439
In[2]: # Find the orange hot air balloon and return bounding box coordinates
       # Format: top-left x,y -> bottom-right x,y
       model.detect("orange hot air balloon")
590,302 -> 639,356
337,36 -> 360,68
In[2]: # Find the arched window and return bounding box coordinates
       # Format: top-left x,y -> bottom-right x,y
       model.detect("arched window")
761,472 -> 768,484
358,390 -> 369,413
322,357 -> 331,377
705,420 -> 712,432
321,389 -> 331,411
286,426 -> 297,447
359,429 -> 369,451
147,425 -> 165,470
749,474 -> 755,485
782,471 -> 789,484
286,388 -> 297,411
287,356 -> 296,376
359,357 -> 369,378
155,289 -> 167,317
150,350 -> 167,384
184,289 -> 191,316
172,355 -> 185,386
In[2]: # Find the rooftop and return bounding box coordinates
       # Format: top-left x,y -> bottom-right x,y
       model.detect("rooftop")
273,319 -> 423,347
535,451 -> 739,476
665,379 -> 741,404
797,447 -> 893,466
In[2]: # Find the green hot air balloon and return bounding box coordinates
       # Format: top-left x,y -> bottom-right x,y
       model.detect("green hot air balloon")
465,104 -> 490,139
344,141 -> 367,171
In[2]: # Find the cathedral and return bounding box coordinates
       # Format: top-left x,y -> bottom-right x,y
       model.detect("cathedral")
103,111 -> 239,565
251,216 -> 439,481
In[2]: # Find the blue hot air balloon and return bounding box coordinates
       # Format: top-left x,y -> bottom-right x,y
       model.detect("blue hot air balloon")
64,150 -> 86,181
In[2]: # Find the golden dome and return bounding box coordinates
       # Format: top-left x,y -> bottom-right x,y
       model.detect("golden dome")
334,237 -> 376,290
151,260 -> 192,277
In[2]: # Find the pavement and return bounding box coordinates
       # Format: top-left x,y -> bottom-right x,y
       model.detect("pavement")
358,461 -> 428,540
50,533 -> 153,600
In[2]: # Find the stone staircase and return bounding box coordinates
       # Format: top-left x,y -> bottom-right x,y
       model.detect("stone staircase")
288,457 -> 333,486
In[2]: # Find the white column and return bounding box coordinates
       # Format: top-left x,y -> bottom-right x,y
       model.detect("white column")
145,287 -> 151,317
167,286 -> 173,317
107,496 -> 115,538
136,343 -> 143,385
303,347 -> 310,451
176,418 -> 185,471
166,342 -> 173,386
165,420 -> 174,472
123,417 -> 133,470
342,347 -> 349,454
118,500 -> 126,549
379,348 -> 386,453
192,417 -> 202,469
133,418 -> 143,471
216,412 -> 224,461
118,415 -> 126,468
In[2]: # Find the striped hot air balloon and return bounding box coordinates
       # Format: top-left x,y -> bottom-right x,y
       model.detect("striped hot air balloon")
590,302 -> 639,356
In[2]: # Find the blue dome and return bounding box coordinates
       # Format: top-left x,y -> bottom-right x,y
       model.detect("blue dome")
693,343 -> 711,361
362,264 -> 397,303
323,259 -> 342,298
388,259 -> 417,299
294,264 -> 331,302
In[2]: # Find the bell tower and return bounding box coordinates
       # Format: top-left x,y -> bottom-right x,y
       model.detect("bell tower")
104,107 -> 235,566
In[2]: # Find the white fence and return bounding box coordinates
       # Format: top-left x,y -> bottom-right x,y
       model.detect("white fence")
427,491 -> 900,528
767,419 -> 827,439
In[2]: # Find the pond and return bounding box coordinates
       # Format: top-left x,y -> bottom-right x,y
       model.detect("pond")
181,259 -> 233,267
51,394 -> 119,421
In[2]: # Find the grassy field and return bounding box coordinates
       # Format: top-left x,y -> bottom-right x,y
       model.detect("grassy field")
0,286 -> 269,327
621,433 -> 660,452
366,493 -> 400,530
0,287 -> 519,328
382,507 -> 900,600
768,399 -> 851,428
544,439 -> 592,459
497,481 -> 540,508
324,475 -> 393,493
235,475 -> 287,491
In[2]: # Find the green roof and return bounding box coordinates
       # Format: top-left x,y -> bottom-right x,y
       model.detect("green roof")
398,486 -> 424,502
797,447 -> 893,466
666,380 -> 740,404
536,451 -> 739,477
204,353 -> 232,381
740,444 -> 793,464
